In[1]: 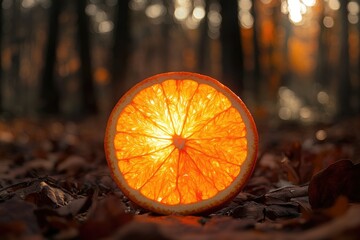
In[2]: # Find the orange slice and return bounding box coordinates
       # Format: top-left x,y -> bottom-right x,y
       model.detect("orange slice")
104,72 -> 258,214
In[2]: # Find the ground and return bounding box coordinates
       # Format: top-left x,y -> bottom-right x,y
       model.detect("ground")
0,117 -> 359,239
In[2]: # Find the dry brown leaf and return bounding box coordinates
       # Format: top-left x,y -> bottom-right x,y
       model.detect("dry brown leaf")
309,160 -> 360,209
230,201 -> 265,221
23,181 -> 74,208
265,185 -> 308,204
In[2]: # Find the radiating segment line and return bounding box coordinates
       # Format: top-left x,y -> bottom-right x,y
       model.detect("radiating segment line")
117,144 -> 174,161
138,147 -> 176,191
186,106 -> 232,139
116,131 -> 172,140
131,102 -> 172,135
187,136 -> 246,141
160,83 -> 176,134
179,83 -> 200,136
158,150 -> 182,204
175,150 -> 183,203
185,145 -> 241,167
183,151 -> 220,191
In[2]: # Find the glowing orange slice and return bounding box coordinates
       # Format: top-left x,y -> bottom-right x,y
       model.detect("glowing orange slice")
104,72 -> 258,214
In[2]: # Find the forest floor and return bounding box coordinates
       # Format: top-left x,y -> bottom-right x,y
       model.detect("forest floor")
0,116 -> 359,240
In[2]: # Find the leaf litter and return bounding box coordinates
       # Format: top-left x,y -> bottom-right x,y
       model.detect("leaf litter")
0,117 -> 359,239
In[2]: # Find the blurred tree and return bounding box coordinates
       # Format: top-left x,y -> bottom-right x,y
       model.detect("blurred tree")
316,2 -> 329,89
10,1 -> 21,114
198,0 -> 210,73
111,0 -> 131,101
277,3 -> 289,89
0,0 -> 2,112
251,0 -> 261,99
77,0 -> 97,116
358,20 -> 360,114
220,0 -> 244,96
161,0 -> 172,71
338,0 -> 351,118
40,0 -> 61,115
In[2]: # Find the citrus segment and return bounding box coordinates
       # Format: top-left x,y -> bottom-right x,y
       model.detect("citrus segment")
118,145 -> 174,189
160,79 -> 199,135
105,72 -> 258,214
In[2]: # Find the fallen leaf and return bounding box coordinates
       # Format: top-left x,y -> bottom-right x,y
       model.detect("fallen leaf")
264,203 -> 300,220
264,185 -> 308,205
23,181 -> 74,208
308,160 -> 360,209
230,201 -> 265,221
56,197 -> 88,216
56,155 -> 87,174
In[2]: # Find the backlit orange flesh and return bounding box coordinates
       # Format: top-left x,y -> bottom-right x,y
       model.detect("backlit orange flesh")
105,72 -> 258,214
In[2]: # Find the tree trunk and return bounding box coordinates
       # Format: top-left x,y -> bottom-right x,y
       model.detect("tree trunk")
0,0 -> 3,113
358,16 -> 360,114
76,0 -> 97,116
161,0 -> 171,71
111,0 -> 131,101
219,0 -> 244,96
39,0 -> 61,114
198,0 -> 210,73
251,0 -> 261,99
316,3 -> 328,89
338,0 -> 351,118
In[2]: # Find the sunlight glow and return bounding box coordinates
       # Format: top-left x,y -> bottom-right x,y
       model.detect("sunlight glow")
317,91 -> 330,104
279,107 -> 292,120
145,3 -> 165,19
240,11 -> 254,29
193,6 -> 205,20
278,87 -> 303,120
290,10 -> 303,24
323,16 -> 334,28
21,0 -> 36,8
238,0 -> 254,28
328,0 -> 340,11
95,11 -> 107,22
129,0 -> 147,11
261,0 -> 272,4
99,21 -> 114,33
239,0 -> 252,11
85,4 -> 97,16
174,6 -> 189,20
348,14 -> 359,24
302,0 -> 316,7
282,0 -> 317,25
348,1 -> 359,24
186,17 -> 200,29
207,2 -> 222,38
208,10 -> 221,27
288,0 -> 304,24
281,1 -> 289,14
348,1 -> 359,15
315,130 -> 327,141
300,107 -> 313,121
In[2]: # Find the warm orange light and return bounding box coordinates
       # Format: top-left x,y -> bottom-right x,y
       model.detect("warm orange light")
105,72 -> 258,214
